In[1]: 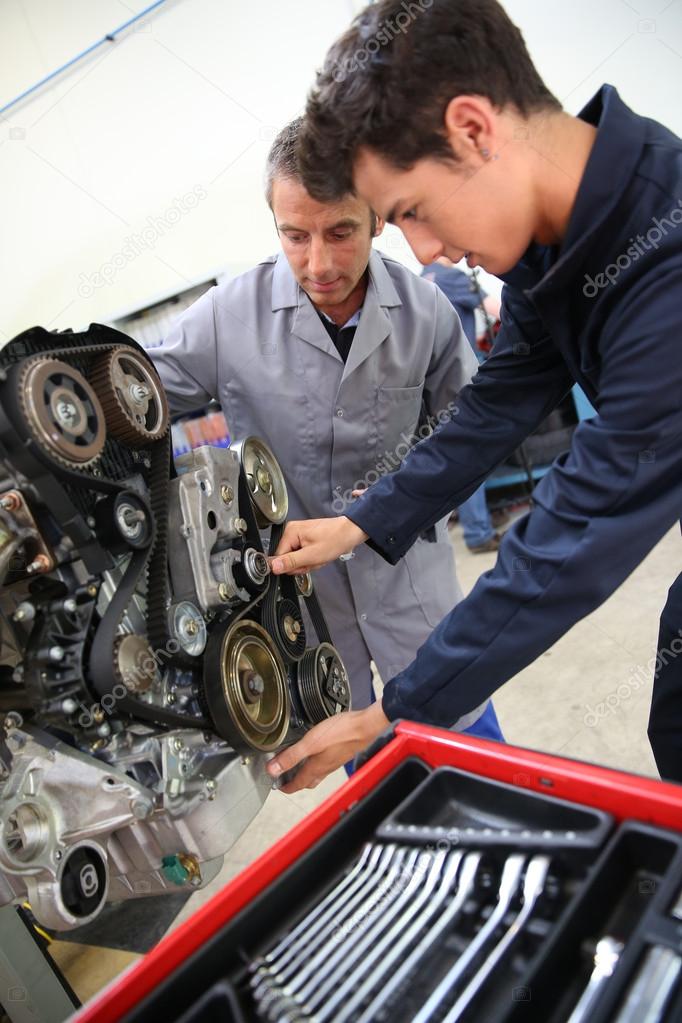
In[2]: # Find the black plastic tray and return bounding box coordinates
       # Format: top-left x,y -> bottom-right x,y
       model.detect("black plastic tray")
377,765 -> 613,854
122,761 -> 682,1023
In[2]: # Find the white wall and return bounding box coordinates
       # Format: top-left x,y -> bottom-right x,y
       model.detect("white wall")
1,0 -> 681,338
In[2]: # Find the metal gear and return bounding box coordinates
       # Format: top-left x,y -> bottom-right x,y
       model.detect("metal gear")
113,633 -> 159,693
15,357 -> 106,469
90,346 -> 169,447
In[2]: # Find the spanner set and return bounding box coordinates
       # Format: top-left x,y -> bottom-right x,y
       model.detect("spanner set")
88,741 -> 682,1023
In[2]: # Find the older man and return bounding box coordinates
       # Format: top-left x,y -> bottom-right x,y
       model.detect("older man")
150,118 -> 502,740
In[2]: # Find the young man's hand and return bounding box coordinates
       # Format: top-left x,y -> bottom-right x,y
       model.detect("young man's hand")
270,516 -> 368,575
267,703 -> 390,792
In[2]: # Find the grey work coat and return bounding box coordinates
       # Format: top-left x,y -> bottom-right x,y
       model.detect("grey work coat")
151,249 -> 486,726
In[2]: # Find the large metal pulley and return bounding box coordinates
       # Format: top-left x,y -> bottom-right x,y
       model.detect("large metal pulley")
296,642 -> 351,723
203,618 -> 290,753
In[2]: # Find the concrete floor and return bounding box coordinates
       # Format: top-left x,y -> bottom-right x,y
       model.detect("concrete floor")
47,515 -> 681,1007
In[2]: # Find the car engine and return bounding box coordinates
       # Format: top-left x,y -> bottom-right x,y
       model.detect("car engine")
0,323 -> 350,931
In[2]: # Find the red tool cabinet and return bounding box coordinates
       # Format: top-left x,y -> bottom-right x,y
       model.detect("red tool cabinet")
76,722 -> 682,1023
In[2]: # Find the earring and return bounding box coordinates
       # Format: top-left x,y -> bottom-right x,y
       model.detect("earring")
480,147 -> 490,158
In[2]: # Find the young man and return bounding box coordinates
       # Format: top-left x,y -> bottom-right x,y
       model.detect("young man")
266,0 -> 682,790
150,118 -> 501,740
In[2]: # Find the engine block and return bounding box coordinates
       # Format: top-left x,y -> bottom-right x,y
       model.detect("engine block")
0,323 -> 350,930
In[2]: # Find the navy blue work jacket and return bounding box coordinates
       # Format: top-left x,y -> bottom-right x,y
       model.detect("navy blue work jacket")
349,85 -> 682,725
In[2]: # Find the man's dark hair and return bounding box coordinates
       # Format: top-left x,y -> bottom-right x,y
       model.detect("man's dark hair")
299,0 -> 561,201
266,116 -> 378,234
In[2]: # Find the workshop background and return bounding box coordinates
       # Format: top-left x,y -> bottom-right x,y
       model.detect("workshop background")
2,0 -> 682,1009
2,0 -> 682,338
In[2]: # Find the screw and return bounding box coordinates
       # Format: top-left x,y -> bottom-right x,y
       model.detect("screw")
130,383 -> 151,403
172,738 -> 184,752
13,602 -> 35,623
235,518 -> 248,534
185,619 -> 199,636
87,584 -> 98,597
93,708 -> 105,723
205,779 -> 217,791
166,692 -> 176,704
0,493 -> 20,511
63,597 -> 77,612
218,583 -> 230,601
61,698 -> 78,714
26,555 -> 50,574
49,645 -> 65,662
220,484 -> 233,503
248,674 -> 265,696
96,722 -> 111,737
131,797 -> 153,819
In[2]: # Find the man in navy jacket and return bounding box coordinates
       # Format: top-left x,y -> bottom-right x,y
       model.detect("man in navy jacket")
266,0 -> 682,789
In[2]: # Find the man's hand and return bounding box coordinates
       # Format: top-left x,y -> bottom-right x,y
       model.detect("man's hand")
270,516 -> 368,575
267,703 -> 390,793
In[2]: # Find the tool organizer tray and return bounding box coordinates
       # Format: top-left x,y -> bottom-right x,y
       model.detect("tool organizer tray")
116,756 -> 682,1023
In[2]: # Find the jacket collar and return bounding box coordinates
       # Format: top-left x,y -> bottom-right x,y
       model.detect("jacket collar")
270,249 -> 402,375
520,85 -> 648,301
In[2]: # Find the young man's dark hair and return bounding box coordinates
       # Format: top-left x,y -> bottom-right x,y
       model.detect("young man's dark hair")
299,0 -> 561,201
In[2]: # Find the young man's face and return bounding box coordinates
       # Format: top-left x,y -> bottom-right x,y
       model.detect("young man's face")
272,177 -> 378,314
353,146 -> 537,277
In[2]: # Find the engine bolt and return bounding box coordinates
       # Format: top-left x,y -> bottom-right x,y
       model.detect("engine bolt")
235,517 -> 248,534
26,555 -> 50,575
205,779 -> 216,791
63,597 -> 77,613
96,722 -> 111,738
218,583 -> 230,601
13,602 -> 35,623
93,708 -> 105,723
131,797 -> 153,819
87,584 -> 98,597
220,485 -> 233,504
131,383 -> 151,403
172,738 -> 184,752
0,493 -> 20,511
248,674 -> 265,697
49,645 -> 65,662
61,698 -> 78,714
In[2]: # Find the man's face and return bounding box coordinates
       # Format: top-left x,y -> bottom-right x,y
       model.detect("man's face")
353,146 -> 537,277
272,177 -> 376,313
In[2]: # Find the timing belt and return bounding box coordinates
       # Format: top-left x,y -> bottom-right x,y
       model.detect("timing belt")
20,342 -> 197,730
265,522 -> 333,646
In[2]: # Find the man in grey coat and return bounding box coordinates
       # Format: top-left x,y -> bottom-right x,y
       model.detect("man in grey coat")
150,118 -> 502,740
